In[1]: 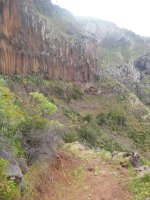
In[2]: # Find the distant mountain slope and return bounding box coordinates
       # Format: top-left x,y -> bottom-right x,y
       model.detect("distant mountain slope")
77,17 -> 150,104
77,17 -> 150,65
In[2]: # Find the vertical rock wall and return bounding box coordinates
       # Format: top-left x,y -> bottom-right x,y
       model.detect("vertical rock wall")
0,0 -> 97,82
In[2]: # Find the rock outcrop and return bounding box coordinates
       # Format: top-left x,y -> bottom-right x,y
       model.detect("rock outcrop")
0,0 -> 97,82
134,52 -> 150,104
0,137 -> 23,183
78,17 -> 150,103
0,0 -> 150,103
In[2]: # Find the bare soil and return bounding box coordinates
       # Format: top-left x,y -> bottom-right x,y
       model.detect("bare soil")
34,151 -> 131,200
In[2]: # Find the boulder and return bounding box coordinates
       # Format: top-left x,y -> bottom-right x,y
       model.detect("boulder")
22,127 -> 62,165
129,153 -> 140,168
7,162 -> 23,184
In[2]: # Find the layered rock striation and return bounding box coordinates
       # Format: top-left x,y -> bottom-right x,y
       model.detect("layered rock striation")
0,0 -> 97,82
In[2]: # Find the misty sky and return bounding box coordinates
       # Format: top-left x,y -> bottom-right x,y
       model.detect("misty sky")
52,0 -> 150,37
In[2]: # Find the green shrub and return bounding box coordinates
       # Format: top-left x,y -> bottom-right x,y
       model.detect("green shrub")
63,131 -> 78,143
0,78 -> 5,86
78,124 -> 100,147
29,92 -> 57,115
21,115 -> 49,133
96,112 -> 126,129
70,86 -> 83,100
96,112 -> 107,125
0,159 -> 19,200
26,75 -> 44,86
83,114 -> 93,124
54,85 -> 64,96
0,85 -> 25,138
98,137 -> 123,152
129,173 -> 150,200
127,130 -> 150,151
64,109 -> 81,121
67,86 -> 83,102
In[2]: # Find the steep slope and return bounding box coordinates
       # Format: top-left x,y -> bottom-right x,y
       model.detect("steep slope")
77,17 -> 150,104
134,52 -> 150,104
0,0 -> 97,82
0,2 -> 150,200
0,0 -> 150,103
77,17 -> 150,65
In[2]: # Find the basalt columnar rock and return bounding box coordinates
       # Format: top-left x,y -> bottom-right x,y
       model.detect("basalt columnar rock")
0,0 -> 97,82
0,0 -> 150,103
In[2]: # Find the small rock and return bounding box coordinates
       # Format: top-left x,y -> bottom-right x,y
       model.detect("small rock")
129,153 -> 140,168
112,172 -> 117,176
120,160 -> 128,168
135,165 -> 150,177
87,167 -> 95,172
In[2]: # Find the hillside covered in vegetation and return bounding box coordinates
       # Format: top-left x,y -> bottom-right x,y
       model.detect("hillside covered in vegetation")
0,0 -> 150,199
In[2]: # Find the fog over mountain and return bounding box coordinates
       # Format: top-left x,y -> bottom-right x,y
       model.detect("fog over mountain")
52,0 -> 150,37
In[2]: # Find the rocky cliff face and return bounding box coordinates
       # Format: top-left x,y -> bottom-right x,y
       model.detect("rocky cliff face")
78,17 -> 150,102
0,1 -> 150,103
134,52 -> 150,104
0,0 -> 97,82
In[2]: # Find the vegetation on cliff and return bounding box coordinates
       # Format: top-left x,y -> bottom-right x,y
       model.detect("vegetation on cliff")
0,0 -> 150,199
0,75 -> 149,199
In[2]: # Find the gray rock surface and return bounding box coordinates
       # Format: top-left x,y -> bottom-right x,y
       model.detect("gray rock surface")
22,126 -> 62,165
135,165 -> 150,177
0,138 -> 23,183
18,158 -> 28,174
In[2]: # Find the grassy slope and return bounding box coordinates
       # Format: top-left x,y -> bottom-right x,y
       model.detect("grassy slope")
0,75 -> 149,157
0,75 -> 150,199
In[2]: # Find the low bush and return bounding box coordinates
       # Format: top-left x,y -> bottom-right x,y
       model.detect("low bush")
70,86 -> 83,100
30,92 -> 57,115
83,114 -> 93,124
21,115 -> 49,133
127,130 -> 150,151
96,112 -> 126,130
129,173 -> 150,200
78,124 -> 100,147
0,159 -> 20,200
64,109 -> 82,122
63,131 -> 78,143
97,136 -> 123,152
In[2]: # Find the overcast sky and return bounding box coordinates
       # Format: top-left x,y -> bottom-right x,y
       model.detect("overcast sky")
52,0 -> 150,37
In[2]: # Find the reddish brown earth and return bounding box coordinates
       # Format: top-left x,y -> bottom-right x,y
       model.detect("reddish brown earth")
28,151 -> 131,200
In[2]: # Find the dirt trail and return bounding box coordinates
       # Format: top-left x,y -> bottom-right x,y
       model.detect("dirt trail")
76,157 -> 131,200
36,148 -> 131,200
